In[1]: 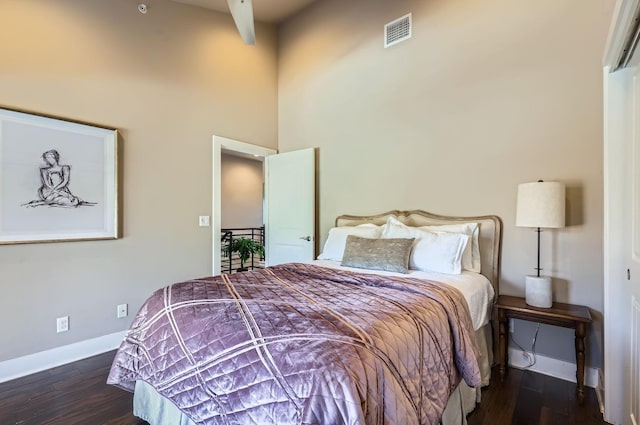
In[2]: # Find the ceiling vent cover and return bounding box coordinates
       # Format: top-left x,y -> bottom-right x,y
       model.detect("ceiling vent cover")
385,13 -> 412,48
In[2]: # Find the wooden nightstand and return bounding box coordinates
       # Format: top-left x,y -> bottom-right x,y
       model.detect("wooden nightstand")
495,295 -> 592,404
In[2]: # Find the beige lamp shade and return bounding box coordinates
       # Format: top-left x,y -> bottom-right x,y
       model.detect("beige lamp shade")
516,181 -> 566,228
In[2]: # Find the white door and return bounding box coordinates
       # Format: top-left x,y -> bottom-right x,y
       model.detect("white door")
264,148 -> 316,266
628,58 -> 640,425
604,18 -> 640,424
605,65 -> 636,425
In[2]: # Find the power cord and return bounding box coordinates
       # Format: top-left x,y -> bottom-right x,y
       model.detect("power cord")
509,322 -> 541,368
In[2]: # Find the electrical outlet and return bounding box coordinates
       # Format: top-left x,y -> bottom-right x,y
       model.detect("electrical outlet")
56,316 -> 69,333
117,304 -> 128,319
509,319 -> 514,333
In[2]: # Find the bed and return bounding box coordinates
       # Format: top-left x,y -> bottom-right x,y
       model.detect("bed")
108,210 -> 502,425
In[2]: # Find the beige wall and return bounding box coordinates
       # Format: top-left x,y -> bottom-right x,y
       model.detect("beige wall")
0,0 -> 612,372
0,0 -> 278,361
221,153 -> 264,229
279,0 -> 611,367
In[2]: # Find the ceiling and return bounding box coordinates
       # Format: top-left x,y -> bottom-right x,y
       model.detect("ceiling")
171,0 -> 317,23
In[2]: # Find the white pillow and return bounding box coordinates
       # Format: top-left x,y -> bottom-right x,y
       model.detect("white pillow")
420,223 -> 480,273
318,224 -> 383,261
382,217 -> 469,274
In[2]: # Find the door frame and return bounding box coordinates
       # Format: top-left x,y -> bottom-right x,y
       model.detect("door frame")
212,135 -> 276,276
603,1 -> 640,423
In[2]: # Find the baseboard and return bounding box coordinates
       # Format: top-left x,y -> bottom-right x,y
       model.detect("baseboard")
595,368 -> 605,414
508,347 -> 599,388
0,335 -> 600,388
0,331 -> 126,383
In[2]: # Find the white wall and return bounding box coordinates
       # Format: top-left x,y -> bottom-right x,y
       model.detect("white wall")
279,0 -> 612,368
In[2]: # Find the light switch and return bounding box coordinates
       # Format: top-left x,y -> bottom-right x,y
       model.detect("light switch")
199,216 -> 210,227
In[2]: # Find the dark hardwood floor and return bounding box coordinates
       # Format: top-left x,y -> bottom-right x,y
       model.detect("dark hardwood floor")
0,351 -> 609,425
468,367 -> 610,425
0,351 -> 146,425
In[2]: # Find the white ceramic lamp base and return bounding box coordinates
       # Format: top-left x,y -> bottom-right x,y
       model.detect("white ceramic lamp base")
525,276 -> 552,308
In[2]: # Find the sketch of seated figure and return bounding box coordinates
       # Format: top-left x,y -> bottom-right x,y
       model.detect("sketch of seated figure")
23,149 -> 93,208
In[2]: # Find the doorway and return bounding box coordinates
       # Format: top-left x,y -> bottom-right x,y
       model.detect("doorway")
212,136 -> 275,276
220,151 -> 265,274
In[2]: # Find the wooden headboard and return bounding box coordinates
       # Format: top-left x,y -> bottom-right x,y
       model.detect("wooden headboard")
335,210 -> 503,301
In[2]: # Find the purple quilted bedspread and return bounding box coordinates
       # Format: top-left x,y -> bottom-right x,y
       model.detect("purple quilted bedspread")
107,263 -> 480,425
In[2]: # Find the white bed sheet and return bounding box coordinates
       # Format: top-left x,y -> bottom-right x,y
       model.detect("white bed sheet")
311,259 -> 495,331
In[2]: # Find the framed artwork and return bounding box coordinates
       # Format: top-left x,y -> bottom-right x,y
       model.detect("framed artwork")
0,107 -> 118,244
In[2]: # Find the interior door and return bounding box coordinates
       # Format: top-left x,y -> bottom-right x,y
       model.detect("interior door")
264,148 -> 316,266
628,59 -> 640,425
604,54 -> 640,425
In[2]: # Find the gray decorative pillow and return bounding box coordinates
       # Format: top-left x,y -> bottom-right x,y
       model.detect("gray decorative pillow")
341,235 -> 415,274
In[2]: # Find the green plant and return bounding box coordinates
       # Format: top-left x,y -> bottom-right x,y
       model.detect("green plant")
229,237 -> 264,271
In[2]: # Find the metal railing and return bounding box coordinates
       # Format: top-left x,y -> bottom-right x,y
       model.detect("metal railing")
221,226 -> 265,274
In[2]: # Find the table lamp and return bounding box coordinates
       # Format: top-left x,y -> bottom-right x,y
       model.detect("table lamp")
515,180 -> 565,308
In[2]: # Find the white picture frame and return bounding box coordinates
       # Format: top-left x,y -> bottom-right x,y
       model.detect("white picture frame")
0,107 -> 119,244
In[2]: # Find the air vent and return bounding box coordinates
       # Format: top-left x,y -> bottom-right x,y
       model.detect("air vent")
384,13 -> 412,48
